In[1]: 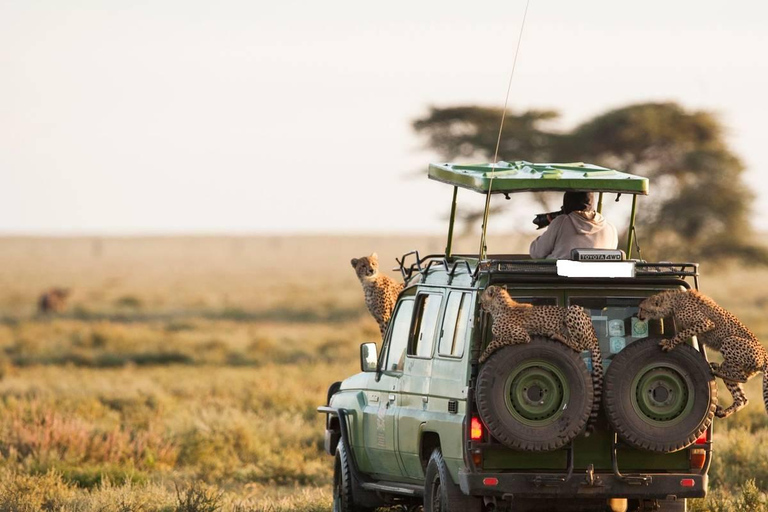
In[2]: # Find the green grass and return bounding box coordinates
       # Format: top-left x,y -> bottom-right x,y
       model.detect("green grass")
0,235 -> 767,510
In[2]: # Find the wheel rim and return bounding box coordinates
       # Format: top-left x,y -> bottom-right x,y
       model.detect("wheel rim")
631,364 -> 693,426
504,360 -> 569,426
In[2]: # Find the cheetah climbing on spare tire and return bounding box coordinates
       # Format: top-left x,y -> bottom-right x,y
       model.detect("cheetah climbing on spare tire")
639,289 -> 768,419
478,285 -> 604,433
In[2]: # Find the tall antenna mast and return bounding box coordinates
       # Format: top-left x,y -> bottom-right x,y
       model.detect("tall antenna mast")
478,0 -> 532,259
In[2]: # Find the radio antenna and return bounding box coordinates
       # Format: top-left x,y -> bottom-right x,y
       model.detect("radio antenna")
478,0 -> 531,259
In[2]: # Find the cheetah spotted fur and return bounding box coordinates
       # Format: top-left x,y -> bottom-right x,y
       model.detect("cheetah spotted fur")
638,289 -> 768,419
478,285 -> 604,433
351,253 -> 403,340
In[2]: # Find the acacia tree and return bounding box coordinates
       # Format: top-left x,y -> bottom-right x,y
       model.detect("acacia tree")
413,102 -> 767,263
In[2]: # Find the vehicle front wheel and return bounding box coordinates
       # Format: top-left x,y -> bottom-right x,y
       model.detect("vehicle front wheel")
423,449 -> 482,512
333,441 -> 378,512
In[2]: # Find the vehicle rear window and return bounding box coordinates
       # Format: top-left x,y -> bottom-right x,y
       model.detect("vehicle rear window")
409,293 -> 443,358
481,296 -> 558,354
438,291 -> 472,358
568,297 -> 667,366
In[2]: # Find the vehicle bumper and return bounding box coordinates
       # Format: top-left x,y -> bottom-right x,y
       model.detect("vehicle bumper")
458,470 -> 707,500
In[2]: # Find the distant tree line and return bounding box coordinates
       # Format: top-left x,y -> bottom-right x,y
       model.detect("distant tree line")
413,102 -> 767,264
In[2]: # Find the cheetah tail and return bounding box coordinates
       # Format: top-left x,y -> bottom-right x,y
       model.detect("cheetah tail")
586,344 -> 604,436
762,362 -> 768,416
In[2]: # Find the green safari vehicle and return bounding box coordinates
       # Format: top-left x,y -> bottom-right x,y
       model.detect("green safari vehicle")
319,161 -> 716,512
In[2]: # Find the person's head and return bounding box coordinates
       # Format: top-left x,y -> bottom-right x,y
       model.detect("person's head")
562,191 -> 595,214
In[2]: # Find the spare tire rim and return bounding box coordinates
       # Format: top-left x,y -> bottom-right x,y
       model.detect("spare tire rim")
631,364 -> 693,426
504,360 -> 569,426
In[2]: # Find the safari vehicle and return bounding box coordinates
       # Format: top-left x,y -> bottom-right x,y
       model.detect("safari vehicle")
319,161 -> 716,512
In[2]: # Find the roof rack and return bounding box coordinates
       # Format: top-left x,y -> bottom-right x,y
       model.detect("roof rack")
395,251 -> 475,285
395,251 -> 699,288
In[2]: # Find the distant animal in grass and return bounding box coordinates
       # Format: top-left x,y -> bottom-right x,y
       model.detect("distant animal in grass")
479,285 -> 604,433
351,253 -> 403,339
638,289 -> 767,419
38,288 -> 71,314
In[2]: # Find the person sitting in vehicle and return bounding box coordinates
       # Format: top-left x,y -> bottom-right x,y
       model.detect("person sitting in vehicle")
529,191 -> 618,259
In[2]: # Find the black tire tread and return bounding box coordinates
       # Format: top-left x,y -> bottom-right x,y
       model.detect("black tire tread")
334,441 -> 377,512
423,449 -> 481,512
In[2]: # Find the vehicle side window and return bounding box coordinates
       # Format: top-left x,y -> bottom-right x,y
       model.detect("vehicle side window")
385,298 -> 414,372
438,292 -> 472,358
409,293 -> 443,358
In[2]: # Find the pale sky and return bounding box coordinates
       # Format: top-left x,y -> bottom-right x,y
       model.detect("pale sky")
1,0 -> 767,235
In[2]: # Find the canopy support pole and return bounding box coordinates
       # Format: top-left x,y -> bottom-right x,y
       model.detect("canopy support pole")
445,186 -> 458,259
597,193 -> 604,214
478,190 -> 493,260
626,194 -> 638,259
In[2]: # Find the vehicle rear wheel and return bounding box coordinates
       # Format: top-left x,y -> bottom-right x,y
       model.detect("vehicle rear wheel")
333,441 -> 378,512
604,337 -> 716,453
476,337 -> 594,451
423,449 -> 482,512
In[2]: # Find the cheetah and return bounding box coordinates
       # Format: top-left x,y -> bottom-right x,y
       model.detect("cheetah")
38,288 -> 71,314
638,289 -> 768,419
351,253 -> 403,340
479,285 -> 604,433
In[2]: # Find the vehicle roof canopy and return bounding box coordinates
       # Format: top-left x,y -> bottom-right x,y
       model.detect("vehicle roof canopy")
429,161 -> 649,195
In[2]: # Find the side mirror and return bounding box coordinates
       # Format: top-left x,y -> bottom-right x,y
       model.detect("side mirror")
360,342 -> 378,373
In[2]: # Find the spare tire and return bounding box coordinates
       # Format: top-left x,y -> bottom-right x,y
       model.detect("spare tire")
604,337 -> 716,453
476,337 -> 594,451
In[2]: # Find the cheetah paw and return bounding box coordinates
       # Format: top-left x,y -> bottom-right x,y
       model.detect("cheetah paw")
658,339 -> 676,352
709,362 -> 720,374
715,406 -> 727,418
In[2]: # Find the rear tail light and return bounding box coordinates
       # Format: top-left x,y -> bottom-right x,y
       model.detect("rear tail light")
690,448 -> 706,469
483,477 -> 499,486
690,430 -> 708,469
472,450 -> 483,468
470,417 -> 484,441
681,478 -> 695,487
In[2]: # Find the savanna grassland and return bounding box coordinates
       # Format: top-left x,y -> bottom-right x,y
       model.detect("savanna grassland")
1,235 -> 768,511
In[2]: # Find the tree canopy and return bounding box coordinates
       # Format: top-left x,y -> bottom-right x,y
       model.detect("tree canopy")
413,102 -> 767,264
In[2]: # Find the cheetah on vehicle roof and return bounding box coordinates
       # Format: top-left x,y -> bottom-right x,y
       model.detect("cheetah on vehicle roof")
638,289 -> 768,419
351,253 -> 404,340
478,285 -> 604,433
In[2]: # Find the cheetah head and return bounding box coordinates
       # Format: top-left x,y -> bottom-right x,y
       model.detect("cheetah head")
351,253 -> 379,281
637,291 -> 676,320
480,285 -> 512,311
